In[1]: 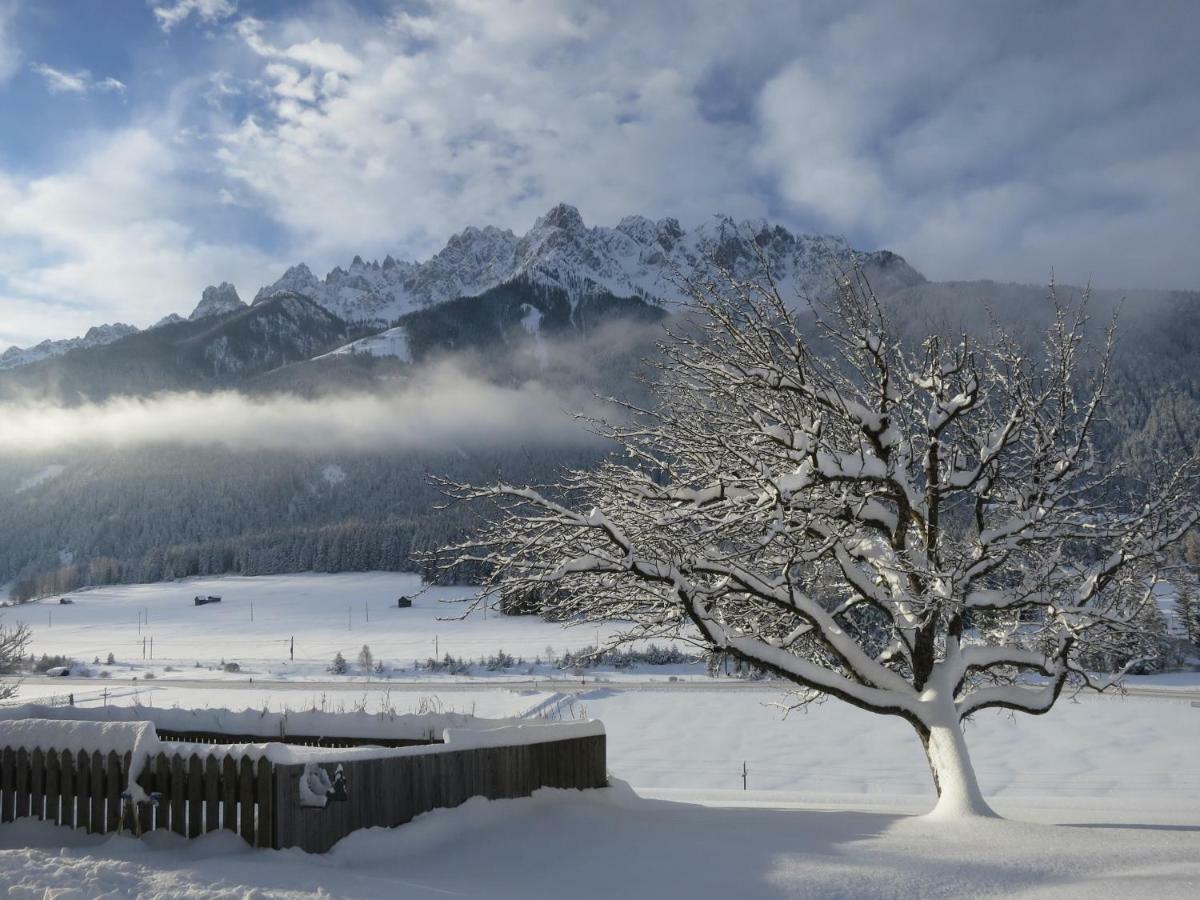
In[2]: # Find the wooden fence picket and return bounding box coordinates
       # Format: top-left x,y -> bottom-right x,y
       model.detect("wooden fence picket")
169,755 -> 185,836
238,756 -> 255,845
59,749 -> 76,829
29,748 -> 44,820
187,755 -> 203,838
222,756 -> 238,831
154,754 -> 171,831
106,752 -> 122,833
204,756 -> 219,833
74,750 -> 90,832
0,746 -> 14,823
45,749 -> 61,825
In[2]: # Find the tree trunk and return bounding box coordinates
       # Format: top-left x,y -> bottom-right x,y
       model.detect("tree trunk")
916,716 -> 996,819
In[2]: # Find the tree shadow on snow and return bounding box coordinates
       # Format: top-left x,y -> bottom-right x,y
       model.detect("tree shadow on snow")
1062,822 -> 1200,832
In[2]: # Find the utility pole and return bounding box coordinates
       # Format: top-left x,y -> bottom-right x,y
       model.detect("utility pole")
434,635 -> 438,658
250,600 -> 254,623
138,610 -> 142,635
364,600 -> 369,623
290,636 -> 294,661
742,761 -> 748,791
142,636 -> 147,660
150,636 -> 153,660
48,609 -> 52,628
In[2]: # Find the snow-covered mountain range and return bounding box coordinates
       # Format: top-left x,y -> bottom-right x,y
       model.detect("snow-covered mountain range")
1,204 -> 920,368
0,322 -> 140,370
253,204 -> 921,326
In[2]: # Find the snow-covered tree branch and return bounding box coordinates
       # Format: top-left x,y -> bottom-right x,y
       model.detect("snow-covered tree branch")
0,617 -> 31,702
439,266 -> 1200,819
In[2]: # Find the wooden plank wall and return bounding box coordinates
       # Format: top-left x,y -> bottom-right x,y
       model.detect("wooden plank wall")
273,734 -> 607,853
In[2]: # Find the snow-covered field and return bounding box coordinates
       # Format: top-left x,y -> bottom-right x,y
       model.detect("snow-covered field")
13,573 -> 631,678
2,573 -> 1198,896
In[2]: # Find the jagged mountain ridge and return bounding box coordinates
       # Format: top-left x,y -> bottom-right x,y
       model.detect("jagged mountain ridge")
0,293 -> 349,403
254,203 -> 924,326
1,205 -> 920,369
0,322 -> 140,371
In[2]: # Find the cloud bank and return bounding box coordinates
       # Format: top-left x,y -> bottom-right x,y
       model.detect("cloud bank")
0,368 -> 603,456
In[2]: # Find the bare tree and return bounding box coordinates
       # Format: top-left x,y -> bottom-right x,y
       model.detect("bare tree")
0,618 -> 31,702
441,268 -> 1199,819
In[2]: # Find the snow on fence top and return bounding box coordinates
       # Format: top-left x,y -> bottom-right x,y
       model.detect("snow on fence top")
0,703 -> 604,765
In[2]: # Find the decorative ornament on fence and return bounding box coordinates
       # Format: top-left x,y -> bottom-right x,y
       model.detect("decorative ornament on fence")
299,761 -> 348,808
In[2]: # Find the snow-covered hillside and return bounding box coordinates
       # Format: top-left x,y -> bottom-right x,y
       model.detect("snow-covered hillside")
318,325 -> 411,361
254,204 -> 922,326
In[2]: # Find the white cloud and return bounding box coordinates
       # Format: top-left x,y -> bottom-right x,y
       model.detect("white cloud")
151,0 -> 236,32
216,1 -> 770,263
30,63 -> 125,94
0,129 -> 280,344
30,63 -> 89,93
750,2 -> 1200,289
0,368 -> 601,454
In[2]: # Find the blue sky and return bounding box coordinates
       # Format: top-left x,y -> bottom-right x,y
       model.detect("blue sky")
1,0 -> 1198,348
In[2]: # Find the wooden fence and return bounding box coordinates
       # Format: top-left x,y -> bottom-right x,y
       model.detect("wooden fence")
0,731 -> 606,853
1,747 -> 136,834
274,733 -> 606,852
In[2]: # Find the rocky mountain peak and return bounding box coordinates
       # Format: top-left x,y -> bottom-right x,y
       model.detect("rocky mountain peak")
534,203 -> 586,233
190,282 -> 246,321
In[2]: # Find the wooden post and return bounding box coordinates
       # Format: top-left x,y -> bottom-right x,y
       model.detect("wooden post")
45,749 -> 61,826
204,756 -> 220,833
255,757 -> 272,848
187,755 -> 203,838
170,755 -> 186,836
136,755 -> 154,834
30,748 -> 45,820
238,757 -> 255,845
222,756 -> 238,831
60,750 -> 76,830
106,752 -> 121,833
0,746 -> 15,823
155,754 -> 171,831
90,751 -> 105,834
15,748 -> 30,820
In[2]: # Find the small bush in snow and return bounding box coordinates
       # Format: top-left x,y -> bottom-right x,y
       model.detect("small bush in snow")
420,652 -> 470,675
485,649 -> 518,671
222,661 -> 240,673
357,644 -> 374,673
328,652 -> 348,675
106,652 -> 116,665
